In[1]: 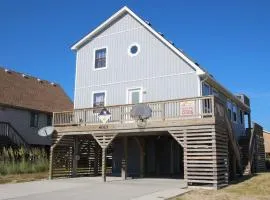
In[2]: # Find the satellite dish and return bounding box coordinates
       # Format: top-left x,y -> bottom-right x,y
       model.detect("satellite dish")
38,126 -> 54,137
130,104 -> 152,121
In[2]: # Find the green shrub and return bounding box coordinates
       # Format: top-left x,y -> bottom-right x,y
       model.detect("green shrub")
0,147 -> 49,175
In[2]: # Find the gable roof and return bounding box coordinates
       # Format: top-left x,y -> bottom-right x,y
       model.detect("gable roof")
71,6 -> 250,112
0,67 -> 73,113
71,6 -> 204,75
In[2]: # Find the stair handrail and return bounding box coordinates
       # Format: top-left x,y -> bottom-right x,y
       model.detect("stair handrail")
0,122 -> 29,148
224,113 -> 243,174
246,124 -> 258,174
214,97 -> 243,174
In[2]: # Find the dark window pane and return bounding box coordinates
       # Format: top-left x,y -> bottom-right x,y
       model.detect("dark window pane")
93,92 -> 105,107
240,110 -> 243,124
47,115 -> 52,126
233,113 -> 237,122
130,46 -> 138,54
228,109 -> 232,120
95,48 -> 106,69
30,112 -> 39,127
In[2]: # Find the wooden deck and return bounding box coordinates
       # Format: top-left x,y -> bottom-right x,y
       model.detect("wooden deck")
50,96 -> 244,189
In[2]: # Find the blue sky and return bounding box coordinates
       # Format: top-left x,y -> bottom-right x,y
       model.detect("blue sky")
0,0 -> 269,130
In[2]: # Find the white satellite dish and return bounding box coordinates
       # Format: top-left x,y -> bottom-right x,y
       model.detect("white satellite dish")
38,126 -> 54,137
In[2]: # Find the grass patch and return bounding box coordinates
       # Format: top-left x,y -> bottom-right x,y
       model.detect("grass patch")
0,172 -> 48,184
175,173 -> 270,200
0,147 -> 49,175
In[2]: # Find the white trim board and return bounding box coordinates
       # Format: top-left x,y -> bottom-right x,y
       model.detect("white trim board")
75,71 -> 195,90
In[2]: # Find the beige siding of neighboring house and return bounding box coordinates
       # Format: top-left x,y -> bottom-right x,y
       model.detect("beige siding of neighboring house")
263,131 -> 270,155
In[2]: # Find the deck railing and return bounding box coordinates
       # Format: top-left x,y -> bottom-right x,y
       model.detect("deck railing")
53,96 -> 220,126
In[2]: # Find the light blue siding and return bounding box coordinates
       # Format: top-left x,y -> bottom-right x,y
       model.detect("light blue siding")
74,13 -> 200,109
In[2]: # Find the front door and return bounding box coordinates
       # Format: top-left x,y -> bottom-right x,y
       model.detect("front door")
127,88 -> 142,104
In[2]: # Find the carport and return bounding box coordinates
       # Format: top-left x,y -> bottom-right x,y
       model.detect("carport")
49,130 -> 185,183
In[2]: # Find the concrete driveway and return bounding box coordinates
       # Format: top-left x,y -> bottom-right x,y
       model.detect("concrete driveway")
0,177 -> 188,200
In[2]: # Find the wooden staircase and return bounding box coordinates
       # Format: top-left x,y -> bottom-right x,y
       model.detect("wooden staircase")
0,122 -> 29,148
238,135 -> 250,174
238,124 -> 266,175
224,114 -> 243,175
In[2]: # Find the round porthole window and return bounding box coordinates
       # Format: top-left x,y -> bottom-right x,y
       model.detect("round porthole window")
130,46 -> 138,54
128,43 -> 140,57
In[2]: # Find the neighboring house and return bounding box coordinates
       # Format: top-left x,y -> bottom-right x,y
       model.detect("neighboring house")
263,130 -> 270,157
49,7 -> 264,189
0,67 -> 73,147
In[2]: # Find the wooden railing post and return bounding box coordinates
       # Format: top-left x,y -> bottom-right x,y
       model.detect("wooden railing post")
52,112 -> 55,126
84,109 -> 87,126
211,96 -> 215,117
162,102 -> 165,121
102,147 -> 106,182
49,146 -> 54,180
120,106 -> 123,123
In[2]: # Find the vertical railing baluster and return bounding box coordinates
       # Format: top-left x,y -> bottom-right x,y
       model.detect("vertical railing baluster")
211,96 -> 215,118
162,102 -> 165,121
84,109 -> 87,126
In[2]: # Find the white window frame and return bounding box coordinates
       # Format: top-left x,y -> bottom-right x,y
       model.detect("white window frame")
126,87 -> 143,104
128,43 -> 140,57
93,47 -> 108,71
92,90 -> 107,108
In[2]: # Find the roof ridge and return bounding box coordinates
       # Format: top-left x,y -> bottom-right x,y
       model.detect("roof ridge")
0,66 -> 58,86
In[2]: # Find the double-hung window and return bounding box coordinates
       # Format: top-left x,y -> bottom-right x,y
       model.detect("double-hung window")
94,48 -> 107,69
93,92 -> 106,113
30,112 -> 39,127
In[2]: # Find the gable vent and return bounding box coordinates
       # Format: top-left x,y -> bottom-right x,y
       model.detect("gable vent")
144,20 -> 151,26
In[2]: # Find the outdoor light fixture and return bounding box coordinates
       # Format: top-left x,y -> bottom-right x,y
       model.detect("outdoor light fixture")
98,108 -> 111,124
